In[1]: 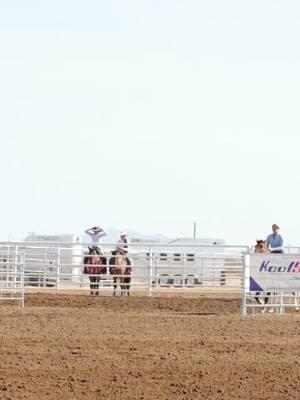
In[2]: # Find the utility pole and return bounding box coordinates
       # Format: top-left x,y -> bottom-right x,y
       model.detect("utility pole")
193,222 -> 196,239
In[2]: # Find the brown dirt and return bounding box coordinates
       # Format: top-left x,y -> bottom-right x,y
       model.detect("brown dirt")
0,293 -> 299,400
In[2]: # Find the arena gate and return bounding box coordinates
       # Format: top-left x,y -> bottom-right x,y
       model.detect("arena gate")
0,247 -> 25,307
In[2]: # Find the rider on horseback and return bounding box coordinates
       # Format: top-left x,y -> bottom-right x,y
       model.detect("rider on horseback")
111,232 -> 132,267
85,226 -> 107,255
266,224 -> 284,254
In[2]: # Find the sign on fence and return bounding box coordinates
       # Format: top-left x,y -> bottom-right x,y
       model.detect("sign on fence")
250,254 -> 300,292
242,254 -> 300,316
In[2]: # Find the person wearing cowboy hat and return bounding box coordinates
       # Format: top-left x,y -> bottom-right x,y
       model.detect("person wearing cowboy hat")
114,231 -> 132,267
84,226 -> 107,254
266,224 -> 284,253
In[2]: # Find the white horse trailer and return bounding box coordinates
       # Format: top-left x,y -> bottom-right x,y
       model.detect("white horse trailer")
132,238 -> 226,288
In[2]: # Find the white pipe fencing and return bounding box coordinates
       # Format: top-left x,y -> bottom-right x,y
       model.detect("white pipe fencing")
0,242 -> 299,313
0,248 -> 24,307
0,241 -> 248,294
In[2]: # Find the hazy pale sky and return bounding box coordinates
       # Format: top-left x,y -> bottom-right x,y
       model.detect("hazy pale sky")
1,0 -> 300,245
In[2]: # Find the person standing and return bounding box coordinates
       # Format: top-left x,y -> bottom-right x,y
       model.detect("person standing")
266,224 -> 284,253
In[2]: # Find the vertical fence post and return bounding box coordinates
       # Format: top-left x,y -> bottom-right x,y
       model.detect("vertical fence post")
14,246 -> 19,295
6,245 -> 10,288
21,253 -> 25,308
56,246 -> 61,292
148,247 -> 153,297
279,292 -> 284,314
242,251 -> 250,317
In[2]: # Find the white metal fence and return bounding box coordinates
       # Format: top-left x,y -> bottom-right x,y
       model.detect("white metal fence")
0,241 -> 247,295
1,242 -> 299,314
0,249 -> 24,307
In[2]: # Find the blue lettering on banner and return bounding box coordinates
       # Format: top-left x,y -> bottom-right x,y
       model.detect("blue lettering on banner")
258,260 -> 300,273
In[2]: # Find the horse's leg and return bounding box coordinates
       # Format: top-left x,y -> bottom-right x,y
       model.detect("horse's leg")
118,275 -> 123,296
122,278 -> 127,296
92,276 -> 97,295
260,292 -> 268,313
255,292 -> 266,312
109,264 -> 117,296
124,267 -> 131,296
124,276 -> 130,296
293,292 -> 299,311
267,292 -> 274,313
255,291 -> 268,313
121,277 -> 129,296
293,292 -> 300,311
95,277 -> 100,296
122,274 -> 130,296
119,277 -> 124,296
261,292 -> 274,313
254,292 -> 261,304
113,277 -> 117,296
89,276 -> 94,295
88,277 -> 92,295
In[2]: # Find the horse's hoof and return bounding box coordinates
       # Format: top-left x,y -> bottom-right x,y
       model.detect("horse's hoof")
261,308 -> 266,314
268,308 -> 274,313
95,291 -> 99,296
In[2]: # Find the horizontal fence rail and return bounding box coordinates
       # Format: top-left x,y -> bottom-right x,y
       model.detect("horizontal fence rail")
0,241 -> 248,295
0,242 -> 299,313
0,250 -> 24,307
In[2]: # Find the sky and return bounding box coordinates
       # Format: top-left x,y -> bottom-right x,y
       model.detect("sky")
1,0 -> 300,245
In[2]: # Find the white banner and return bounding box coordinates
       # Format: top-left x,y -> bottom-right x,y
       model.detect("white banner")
250,254 -> 300,291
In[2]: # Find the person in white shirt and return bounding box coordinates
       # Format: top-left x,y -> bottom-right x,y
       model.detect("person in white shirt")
114,232 -> 132,267
84,226 -> 107,254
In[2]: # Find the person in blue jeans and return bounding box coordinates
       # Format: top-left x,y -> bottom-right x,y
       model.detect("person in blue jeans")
266,224 -> 284,253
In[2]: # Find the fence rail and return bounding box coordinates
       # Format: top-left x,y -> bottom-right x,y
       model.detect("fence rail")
0,252 -> 24,307
0,241 -> 247,294
0,242 -> 299,313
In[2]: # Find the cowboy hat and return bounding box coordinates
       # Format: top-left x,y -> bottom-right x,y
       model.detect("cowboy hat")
92,226 -> 102,232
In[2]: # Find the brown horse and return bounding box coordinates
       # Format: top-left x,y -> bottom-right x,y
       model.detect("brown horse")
83,247 -> 107,295
109,251 -> 131,296
254,240 -> 273,313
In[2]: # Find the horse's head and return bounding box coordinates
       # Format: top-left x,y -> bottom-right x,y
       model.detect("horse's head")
254,240 -> 269,253
88,246 -> 102,254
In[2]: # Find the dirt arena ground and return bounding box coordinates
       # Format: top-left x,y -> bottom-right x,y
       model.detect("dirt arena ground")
0,293 -> 299,400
